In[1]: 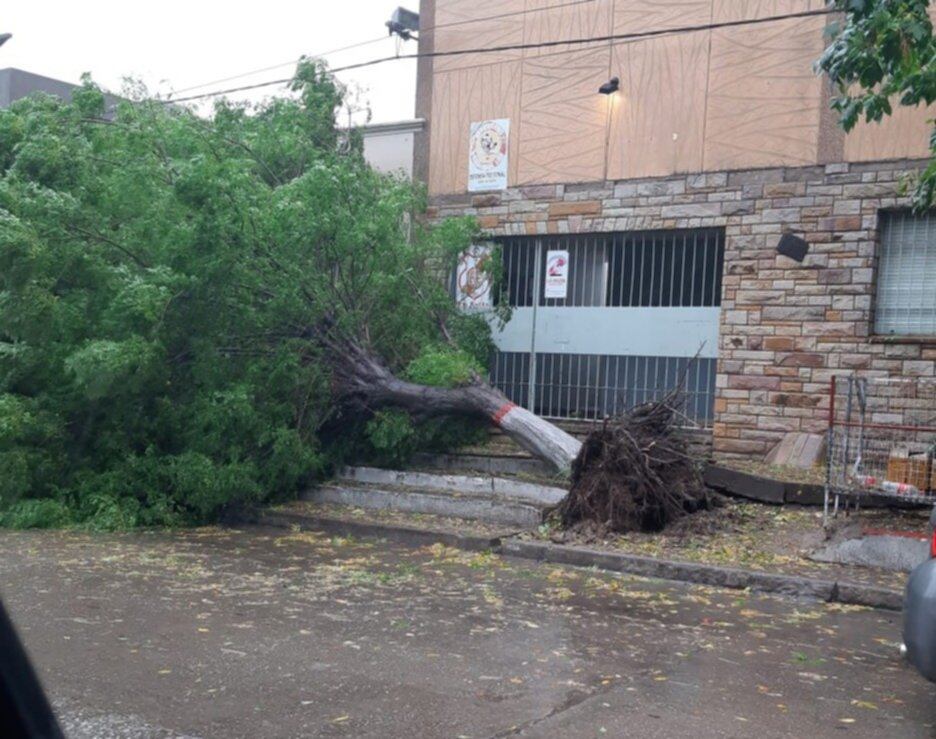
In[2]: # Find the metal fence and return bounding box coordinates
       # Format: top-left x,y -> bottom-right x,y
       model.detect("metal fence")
490,229 -> 724,427
491,351 -> 717,425
826,375 -> 936,516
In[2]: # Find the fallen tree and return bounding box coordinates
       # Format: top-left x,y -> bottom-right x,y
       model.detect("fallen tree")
330,338 -> 581,471
557,389 -> 715,533
0,60 -> 581,528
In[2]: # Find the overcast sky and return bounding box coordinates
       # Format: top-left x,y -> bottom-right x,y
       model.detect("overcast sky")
3,1 -> 418,124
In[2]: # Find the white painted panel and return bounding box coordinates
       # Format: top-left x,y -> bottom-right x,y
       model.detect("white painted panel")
492,307 -> 720,358
489,307 -> 535,352
362,130 -> 415,176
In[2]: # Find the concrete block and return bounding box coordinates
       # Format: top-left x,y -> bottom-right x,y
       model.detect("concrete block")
764,432 -> 826,469
304,484 -> 544,528
338,467 -> 567,506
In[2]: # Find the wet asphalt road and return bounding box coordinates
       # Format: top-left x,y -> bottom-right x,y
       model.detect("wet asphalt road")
0,527 -> 934,738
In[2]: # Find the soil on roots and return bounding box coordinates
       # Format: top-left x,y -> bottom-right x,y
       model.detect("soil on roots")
556,391 -> 718,534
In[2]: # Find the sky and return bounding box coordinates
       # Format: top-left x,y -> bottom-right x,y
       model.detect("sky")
2,1 -> 419,124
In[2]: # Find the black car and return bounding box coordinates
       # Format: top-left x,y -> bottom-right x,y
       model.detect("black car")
902,506 -> 936,682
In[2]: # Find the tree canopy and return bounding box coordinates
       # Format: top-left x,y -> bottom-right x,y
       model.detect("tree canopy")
0,61 -> 494,529
819,0 -> 936,207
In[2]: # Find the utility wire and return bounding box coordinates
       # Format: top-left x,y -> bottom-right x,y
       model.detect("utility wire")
165,6 -> 835,104
167,1 -> 595,98
167,36 -> 390,97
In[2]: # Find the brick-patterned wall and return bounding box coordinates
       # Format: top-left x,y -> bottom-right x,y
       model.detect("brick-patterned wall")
427,159 -> 933,461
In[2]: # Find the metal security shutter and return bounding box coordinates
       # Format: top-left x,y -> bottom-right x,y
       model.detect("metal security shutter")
876,212 -> 936,336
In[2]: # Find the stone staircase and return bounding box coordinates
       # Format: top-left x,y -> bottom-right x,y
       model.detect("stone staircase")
302,465 -> 567,528
412,426 -> 588,478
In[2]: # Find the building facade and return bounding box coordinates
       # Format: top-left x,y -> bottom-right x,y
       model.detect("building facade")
0,68 -> 121,110
360,119 -> 424,177
416,0 -> 936,460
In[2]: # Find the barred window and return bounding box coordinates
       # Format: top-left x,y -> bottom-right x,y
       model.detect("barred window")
876,212 -> 936,336
498,229 -> 724,309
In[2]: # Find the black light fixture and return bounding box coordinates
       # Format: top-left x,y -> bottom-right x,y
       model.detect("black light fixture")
0,34 -> 12,48
387,7 -> 419,40
598,76 -> 620,95
776,233 -> 809,262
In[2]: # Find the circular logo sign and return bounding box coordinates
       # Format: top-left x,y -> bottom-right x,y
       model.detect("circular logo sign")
458,256 -> 491,300
456,247 -> 493,308
470,120 -> 508,171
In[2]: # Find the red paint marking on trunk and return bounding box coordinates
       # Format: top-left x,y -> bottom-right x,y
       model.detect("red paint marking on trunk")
862,528 -> 928,541
491,402 -> 517,426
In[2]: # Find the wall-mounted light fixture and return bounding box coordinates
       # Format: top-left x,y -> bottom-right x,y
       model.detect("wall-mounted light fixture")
776,233 -> 809,262
386,7 -> 419,40
598,77 -> 620,95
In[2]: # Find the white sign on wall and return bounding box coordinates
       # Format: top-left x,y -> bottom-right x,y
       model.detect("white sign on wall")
456,244 -> 493,310
544,250 -> 569,299
468,118 -> 510,192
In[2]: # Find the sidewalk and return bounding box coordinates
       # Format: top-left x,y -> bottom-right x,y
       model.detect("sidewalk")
246,499 -> 927,610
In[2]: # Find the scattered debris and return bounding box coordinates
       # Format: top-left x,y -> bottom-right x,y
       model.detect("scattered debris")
809,531 -> 929,572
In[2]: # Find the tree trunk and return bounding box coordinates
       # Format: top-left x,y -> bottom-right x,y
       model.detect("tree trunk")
335,343 -> 582,472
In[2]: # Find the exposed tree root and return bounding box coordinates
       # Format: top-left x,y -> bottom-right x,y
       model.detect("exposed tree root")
557,389 -> 717,534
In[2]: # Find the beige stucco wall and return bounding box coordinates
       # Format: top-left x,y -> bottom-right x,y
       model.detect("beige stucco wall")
422,0 -> 933,195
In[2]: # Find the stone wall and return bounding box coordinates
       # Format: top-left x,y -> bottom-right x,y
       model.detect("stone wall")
427,159 -> 932,460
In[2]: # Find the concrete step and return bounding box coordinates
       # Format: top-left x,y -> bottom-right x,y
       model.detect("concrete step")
411,452 -> 554,478
302,481 -> 546,528
338,466 -> 567,506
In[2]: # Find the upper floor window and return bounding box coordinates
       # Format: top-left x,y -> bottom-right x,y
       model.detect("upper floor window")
876,212 -> 936,336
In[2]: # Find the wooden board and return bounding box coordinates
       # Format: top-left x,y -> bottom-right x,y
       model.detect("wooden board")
844,104 -> 934,163
703,15 -> 826,170
614,0 -> 711,34
424,0 -> 933,194
517,46 -> 611,185
430,0 -> 525,73
607,33 -> 709,179
428,61 -> 522,195
522,0 -> 613,57
711,0 -> 826,23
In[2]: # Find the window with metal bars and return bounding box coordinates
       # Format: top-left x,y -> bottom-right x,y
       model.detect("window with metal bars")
498,229 -> 725,308
876,211 -> 936,336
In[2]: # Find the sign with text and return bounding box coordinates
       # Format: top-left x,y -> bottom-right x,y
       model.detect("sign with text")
468,119 -> 509,192
544,250 -> 569,299
456,244 -> 493,310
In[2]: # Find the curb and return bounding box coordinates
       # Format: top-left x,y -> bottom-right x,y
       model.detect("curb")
501,539 -> 904,611
246,509 -> 508,553
232,509 -> 904,611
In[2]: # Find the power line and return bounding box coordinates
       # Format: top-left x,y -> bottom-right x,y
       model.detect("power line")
165,6 -> 835,105
167,1 -> 595,99
167,36 -> 390,97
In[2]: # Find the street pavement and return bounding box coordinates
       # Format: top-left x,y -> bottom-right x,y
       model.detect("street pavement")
0,527 -> 933,738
